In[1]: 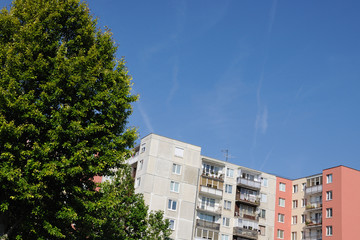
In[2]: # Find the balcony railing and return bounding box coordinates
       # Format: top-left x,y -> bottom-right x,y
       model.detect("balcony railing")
305,185 -> 322,195
236,193 -> 260,206
234,210 -> 258,221
237,177 -> 261,189
305,219 -> 322,227
306,202 -> 322,211
304,233 -> 322,240
199,185 -> 223,198
196,219 -> 220,231
197,203 -> 222,214
233,227 -> 258,240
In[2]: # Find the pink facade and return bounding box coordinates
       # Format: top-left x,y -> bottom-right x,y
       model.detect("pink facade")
274,177 -> 292,240
323,166 -> 360,239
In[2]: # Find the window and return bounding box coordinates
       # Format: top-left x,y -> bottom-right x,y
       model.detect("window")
226,168 -> 234,178
301,231 -> 305,240
222,217 -> 230,227
279,198 -> 285,207
292,216 -> 297,225
138,160 -> 143,171
277,229 -> 284,239
326,226 -> 333,236
169,219 -> 175,230
327,174 -> 333,183
326,208 -> 333,218
225,184 -> 233,194
199,213 -> 216,223
279,182 -> 286,192
174,147 -> 184,157
326,191 -> 333,200
259,209 -> 266,218
301,214 -> 305,223
293,184 -> 298,193
301,198 -> 306,207
291,232 -> 297,240
136,177 -> 141,188
261,177 -> 268,187
141,143 -> 146,153
302,183 -> 306,191
172,163 -> 181,174
196,228 -> 218,239
170,181 -> 179,193
221,234 -> 229,240
168,199 -> 177,211
278,213 -> 284,223
224,200 -> 231,210
259,225 -> 266,236
201,196 -> 215,208
261,193 -> 267,203
292,200 -> 298,209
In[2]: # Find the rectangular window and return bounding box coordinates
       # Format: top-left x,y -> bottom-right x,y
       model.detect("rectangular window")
326,191 -> 333,200
277,229 -> 284,239
261,177 -> 268,187
224,200 -> 231,210
172,163 -> 181,174
301,214 -> 305,223
221,234 -> 229,240
279,198 -> 285,207
292,200 -> 298,209
222,217 -> 230,227
326,226 -> 333,236
302,183 -> 306,191
259,209 -> 266,218
169,219 -> 175,230
278,213 -> 285,223
326,208 -> 333,218
170,181 -> 179,193
225,184 -> 233,194
291,232 -> 297,240
301,198 -> 306,207
279,183 -> 286,192
261,193 -> 267,203
301,231 -> 305,240
226,168 -> 234,178
327,174 -> 333,183
292,216 -> 297,225
168,199 -> 177,211
138,160 -> 143,171
293,185 -> 298,193
259,225 -> 266,236
141,143 -> 146,153
136,177 -> 141,188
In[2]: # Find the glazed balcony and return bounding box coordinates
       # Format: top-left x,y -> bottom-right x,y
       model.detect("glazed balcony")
197,203 -> 222,215
236,193 -> 260,206
305,185 -> 322,195
237,177 -> 261,190
199,185 -> 223,198
233,227 -> 258,240
196,219 -> 220,231
305,202 -> 322,211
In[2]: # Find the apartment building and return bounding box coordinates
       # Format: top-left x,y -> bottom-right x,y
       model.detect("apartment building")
120,134 -> 360,240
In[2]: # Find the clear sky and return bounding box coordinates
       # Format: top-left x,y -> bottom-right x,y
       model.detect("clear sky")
2,0 -> 360,179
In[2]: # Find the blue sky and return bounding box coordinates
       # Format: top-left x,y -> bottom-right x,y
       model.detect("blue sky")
2,0 -> 360,179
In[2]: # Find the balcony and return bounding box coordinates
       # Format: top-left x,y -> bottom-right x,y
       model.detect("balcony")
306,202 -> 322,211
305,219 -> 322,228
236,193 -> 260,206
196,219 -> 220,231
305,185 -> 322,195
197,203 -> 222,215
237,177 -> 261,190
304,233 -> 322,240
233,227 -> 258,240
234,210 -> 258,221
199,185 -> 223,198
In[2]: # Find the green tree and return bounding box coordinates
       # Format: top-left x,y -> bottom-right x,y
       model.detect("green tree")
0,0 -> 170,239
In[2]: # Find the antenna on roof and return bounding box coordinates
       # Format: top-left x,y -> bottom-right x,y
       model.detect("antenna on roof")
222,149 -> 229,162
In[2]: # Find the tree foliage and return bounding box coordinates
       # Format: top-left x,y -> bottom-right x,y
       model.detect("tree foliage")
0,0 -> 170,239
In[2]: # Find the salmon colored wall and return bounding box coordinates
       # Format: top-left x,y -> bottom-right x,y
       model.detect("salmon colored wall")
322,167 -> 341,239
339,166 -> 360,239
274,177 -> 292,240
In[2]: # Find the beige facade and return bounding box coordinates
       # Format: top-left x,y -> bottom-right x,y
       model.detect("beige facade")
291,178 -> 307,240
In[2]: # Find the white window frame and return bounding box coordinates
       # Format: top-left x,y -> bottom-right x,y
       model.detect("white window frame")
327,174 -> 333,183
261,193 -> 267,203
222,217 -> 230,227
301,214 -> 305,223
326,226 -> 333,236
277,229 -> 284,239
326,191 -> 333,200
170,181 -> 180,193
291,232 -> 297,240
226,168 -> 234,178
279,198 -> 285,207
168,199 -> 177,211
326,208 -> 333,218
293,184 -> 298,193
225,184 -> 233,194
301,198 -> 306,207
302,183 -> 306,191
172,163 -> 181,175
292,200 -> 298,209
259,209 -> 266,218
292,215 -> 297,225
279,183 -> 286,192
261,177 -> 268,187
169,219 -> 175,230
221,234 -> 229,240
278,213 -> 285,223
224,200 -> 231,210
136,177 -> 141,188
